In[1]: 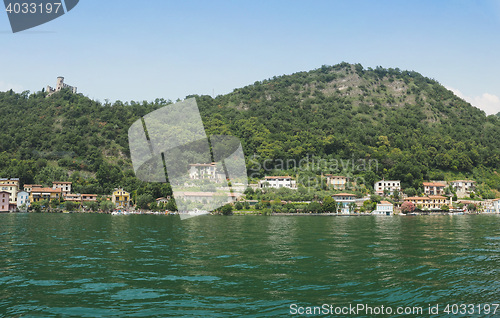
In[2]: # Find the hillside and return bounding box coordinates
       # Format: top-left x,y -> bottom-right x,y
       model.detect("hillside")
1,62 -> 500,197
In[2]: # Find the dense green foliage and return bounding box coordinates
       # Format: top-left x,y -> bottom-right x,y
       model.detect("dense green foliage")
1,62 -> 500,199
0,89 -> 172,200
197,63 -> 500,194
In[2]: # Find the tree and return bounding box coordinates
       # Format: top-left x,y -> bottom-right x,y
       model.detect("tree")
100,200 -> 115,212
322,196 -> 337,213
18,203 -> 28,212
371,195 -> 382,203
35,166 -> 68,186
234,202 -> 243,210
363,199 -> 374,212
405,188 -> 417,197
64,201 -> 78,211
364,170 -> 378,191
307,201 -> 321,213
393,191 -> 401,201
165,198 -> 177,211
30,201 -> 42,213
221,204 -> 233,215
441,204 -> 449,212
444,186 -> 452,196
400,201 -> 415,214
50,198 -> 60,209
87,201 -> 99,212
150,201 -> 159,212
467,203 -> 477,212
39,199 -> 49,210
136,194 -> 153,210
348,202 -> 357,213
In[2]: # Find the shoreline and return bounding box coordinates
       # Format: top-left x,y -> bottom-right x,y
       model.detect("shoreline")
2,210 -> 500,216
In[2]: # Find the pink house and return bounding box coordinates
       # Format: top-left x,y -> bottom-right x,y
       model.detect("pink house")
0,191 -> 10,212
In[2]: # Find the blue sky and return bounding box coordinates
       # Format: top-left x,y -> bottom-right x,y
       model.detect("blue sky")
1,0 -> 500,114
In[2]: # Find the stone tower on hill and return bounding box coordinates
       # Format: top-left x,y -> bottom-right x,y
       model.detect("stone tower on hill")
46,76 -> 77,96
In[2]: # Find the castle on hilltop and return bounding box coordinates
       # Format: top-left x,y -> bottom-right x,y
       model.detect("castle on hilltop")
46,77 -> 77,96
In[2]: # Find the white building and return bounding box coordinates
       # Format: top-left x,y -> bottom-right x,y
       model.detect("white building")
0,178 -> 19,204
450,180 -> 476,198
332,193 -> 356,214
53,181 -> 72,196
423,182 -> 446,196
374,180 -> 400,196
156,197 -> 171,204
259,176 -> 297,189
372,201 -> 394,216
17,191 -> 30,210
490,199 -> 500,213
188,163 -> 225,181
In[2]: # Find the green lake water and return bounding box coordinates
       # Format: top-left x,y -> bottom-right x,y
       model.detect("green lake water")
1,214 -> 499,317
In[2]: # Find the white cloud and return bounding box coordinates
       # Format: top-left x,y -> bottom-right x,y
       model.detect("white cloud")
0,81 -> 24,93
446,86 -> 500,115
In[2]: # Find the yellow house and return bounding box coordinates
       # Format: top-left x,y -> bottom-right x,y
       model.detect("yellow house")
404,196 -> 449,210
325,175 -> 347,190
112,188 -> 130,208
29,187 -> 62,203
0,183 -> 18,204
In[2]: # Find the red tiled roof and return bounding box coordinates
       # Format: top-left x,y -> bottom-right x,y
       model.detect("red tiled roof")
333,193 -> 355,196
31,187 -> 62,193
64,194 -> 80,198
405,196 -> 428,200
428,195 -> 447,199
264,176 -> 293,179
423,182 -> 446,187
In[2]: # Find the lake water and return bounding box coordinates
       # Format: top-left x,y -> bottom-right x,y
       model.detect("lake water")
1,214 -> 499,317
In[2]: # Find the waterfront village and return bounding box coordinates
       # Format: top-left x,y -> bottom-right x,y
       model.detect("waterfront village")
1,161 -> 500,216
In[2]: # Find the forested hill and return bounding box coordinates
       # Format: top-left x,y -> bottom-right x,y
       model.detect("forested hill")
1,62 -> 500,195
